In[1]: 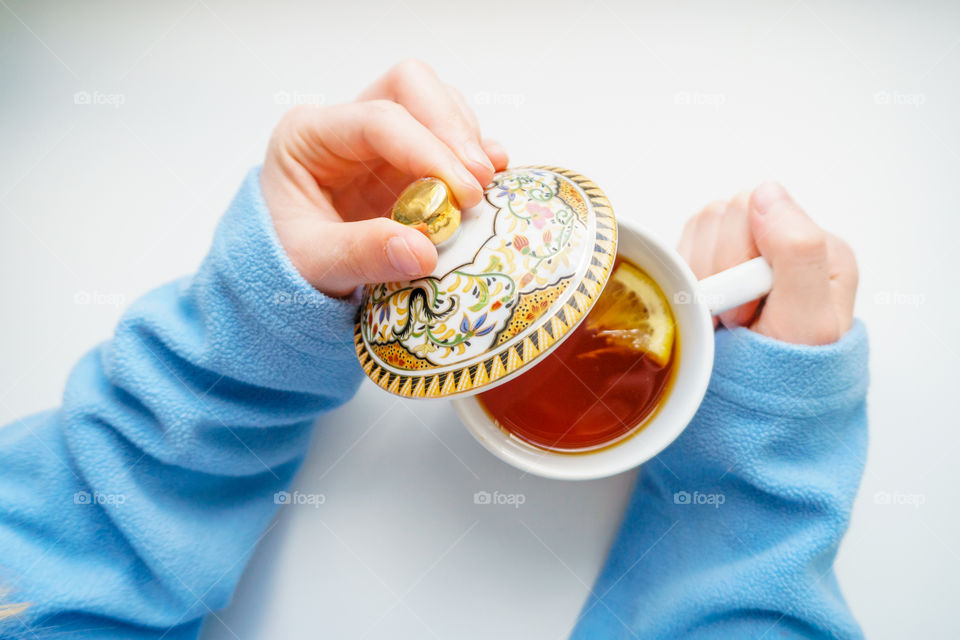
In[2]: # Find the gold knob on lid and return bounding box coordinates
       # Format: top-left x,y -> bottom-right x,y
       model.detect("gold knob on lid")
391,177 -> 461,245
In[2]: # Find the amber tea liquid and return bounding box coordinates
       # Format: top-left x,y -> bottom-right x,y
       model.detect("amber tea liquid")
478,258 -> 676,452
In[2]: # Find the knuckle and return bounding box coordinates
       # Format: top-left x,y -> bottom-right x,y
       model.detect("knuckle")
343,240 -> 375,284
698,200 -> 726,223
363,100 -> 405,135
390,58 -> 434,82
271,105 -> 327,156
369,216 -> 398,235
447,85 -> 477,123
346,260 -> 372,285
828,233 -> 859,282
828,233 -> 854,262
444,107 -> 468,129
366,99 -> 402,118
275,105 -> 304,135
281,104 -> 322,129
727,191 -> 750,212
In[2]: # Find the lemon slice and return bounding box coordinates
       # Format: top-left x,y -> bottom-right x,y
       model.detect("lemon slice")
585,261 -> 676,366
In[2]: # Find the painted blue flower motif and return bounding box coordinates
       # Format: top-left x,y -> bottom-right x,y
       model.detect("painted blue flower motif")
474,323 -> 494,337
460,312 -> 494,337
493,184 -> 511,198
377,302 -> 390,323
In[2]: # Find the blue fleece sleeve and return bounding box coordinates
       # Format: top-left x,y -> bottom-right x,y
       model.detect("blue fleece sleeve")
572,322 -> 869,639
0,168 -> 364,639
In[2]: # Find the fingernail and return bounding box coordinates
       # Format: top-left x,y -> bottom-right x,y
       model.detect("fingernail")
465,141 -> 494,173
751,182 -> 787,215
385,236 -> 423,276
485,139 -> 507,162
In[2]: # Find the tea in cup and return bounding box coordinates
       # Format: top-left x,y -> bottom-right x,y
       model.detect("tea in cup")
355,167 -> 772,480
476,256 -> 678,452
452,218 -> 771,479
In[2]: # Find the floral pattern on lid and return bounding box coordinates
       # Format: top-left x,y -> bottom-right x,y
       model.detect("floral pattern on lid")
354,166 -> 618,399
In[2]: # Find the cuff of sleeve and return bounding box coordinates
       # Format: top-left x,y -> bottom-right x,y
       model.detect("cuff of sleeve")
210,166 -> 360,357
708,319 -> 869,415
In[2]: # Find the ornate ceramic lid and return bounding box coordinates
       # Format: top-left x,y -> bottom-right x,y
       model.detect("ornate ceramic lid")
354,166 -> 618,399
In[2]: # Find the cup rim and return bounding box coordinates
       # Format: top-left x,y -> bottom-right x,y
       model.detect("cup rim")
451,220 -> 715,480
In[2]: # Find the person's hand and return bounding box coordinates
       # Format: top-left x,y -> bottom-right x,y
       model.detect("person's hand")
260,59 -> 509,298
678,182 -> 858,345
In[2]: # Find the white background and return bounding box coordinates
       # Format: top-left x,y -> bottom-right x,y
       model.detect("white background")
1,1 -> 958,638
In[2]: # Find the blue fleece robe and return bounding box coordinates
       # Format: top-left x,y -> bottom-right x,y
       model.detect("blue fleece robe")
0,168 -> 868,639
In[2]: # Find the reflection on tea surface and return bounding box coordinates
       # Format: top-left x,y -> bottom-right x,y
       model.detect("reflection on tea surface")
478,257 -> 677,452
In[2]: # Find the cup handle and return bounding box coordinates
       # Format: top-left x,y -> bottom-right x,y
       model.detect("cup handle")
696,256 -> 774,316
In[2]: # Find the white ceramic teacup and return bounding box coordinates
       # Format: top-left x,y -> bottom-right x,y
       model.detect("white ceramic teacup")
451,220 -> 773,481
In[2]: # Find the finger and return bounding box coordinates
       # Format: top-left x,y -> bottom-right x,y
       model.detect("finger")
677,215 -> 697,264
712,192 -> 761,329
827,233 -> 858,334
358,59 -> 495,186
677,203 -> 723,329
448,85 -> 507,178
482,138 -> 509,172
287,216 -> 439,297
445,83 -> 480,138
447,88 -> 508,173
287,101 -> 484,208
749,182 -> 836,344
687,200 -> 725,280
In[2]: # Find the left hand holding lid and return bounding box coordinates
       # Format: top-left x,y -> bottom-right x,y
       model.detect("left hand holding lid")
260,59 -> 509,298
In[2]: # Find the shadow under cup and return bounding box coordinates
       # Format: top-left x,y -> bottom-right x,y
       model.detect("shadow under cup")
451,222 -> 716,481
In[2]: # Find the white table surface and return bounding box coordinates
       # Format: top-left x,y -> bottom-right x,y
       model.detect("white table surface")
1,1 -> 958,638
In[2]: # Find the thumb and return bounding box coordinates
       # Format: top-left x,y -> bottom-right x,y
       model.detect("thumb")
748,182 -> 836,344
299,217 -> 438,298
